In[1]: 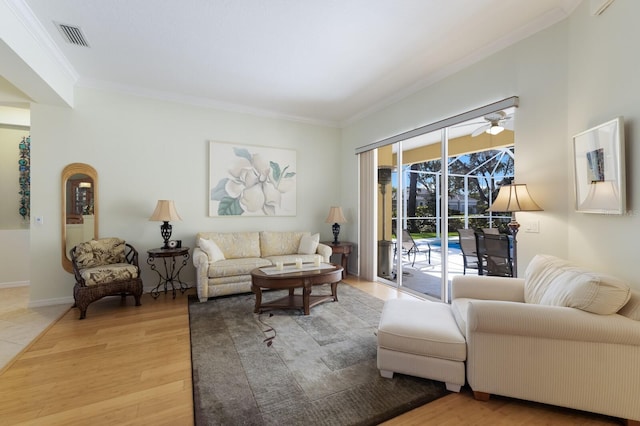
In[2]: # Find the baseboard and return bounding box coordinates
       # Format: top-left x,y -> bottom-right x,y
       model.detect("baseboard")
28,296 -> 74,308
0,281 -> 30,289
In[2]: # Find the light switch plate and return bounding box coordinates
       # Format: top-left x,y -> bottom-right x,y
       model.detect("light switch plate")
524,221 -> 539,233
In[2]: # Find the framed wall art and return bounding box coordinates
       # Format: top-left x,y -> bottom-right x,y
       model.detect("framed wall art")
573,116 -> 625,214
209,141 -> 297,217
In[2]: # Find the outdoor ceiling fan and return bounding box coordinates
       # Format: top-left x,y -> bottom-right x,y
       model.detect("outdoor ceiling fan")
457,110 -> 514,137
472,110 -> 514,136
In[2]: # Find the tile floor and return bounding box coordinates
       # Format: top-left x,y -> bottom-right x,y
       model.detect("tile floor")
0,286 -> 70,372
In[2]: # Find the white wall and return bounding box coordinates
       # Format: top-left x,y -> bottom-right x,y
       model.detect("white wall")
29,87 -> 341,304
341,17 -> 570,278
0,127 -> 30,229
0,109 -> 30,286
566,0 -> 640,286
0,230 -> 29,287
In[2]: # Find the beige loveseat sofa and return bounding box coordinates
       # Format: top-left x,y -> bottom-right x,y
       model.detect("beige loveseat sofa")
378,254 -> 640,424
192,231 -> 332,302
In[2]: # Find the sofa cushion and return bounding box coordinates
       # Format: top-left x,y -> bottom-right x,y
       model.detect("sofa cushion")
618,289 -> 640,321
260,231 -> 307,257
197,232 -> 260,259
450,298 -> 472,337
525,254 -> 631,315
80,263 -> 139,286
74,237 -> 126,269
207,257 -> 271,278
198,238 -> 225,262
298,233 -> 319,254
377,299 -> 466,362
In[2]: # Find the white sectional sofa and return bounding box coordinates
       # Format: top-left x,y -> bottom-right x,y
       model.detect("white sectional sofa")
452,254 -> 640,424
378,254 -> 640,424
192,231 -> 332,302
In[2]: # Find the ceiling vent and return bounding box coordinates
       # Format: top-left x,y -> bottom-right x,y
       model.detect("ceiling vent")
56,22 -> 90,47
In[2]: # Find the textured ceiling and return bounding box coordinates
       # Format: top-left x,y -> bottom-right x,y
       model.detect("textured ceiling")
16,0 -> 581,126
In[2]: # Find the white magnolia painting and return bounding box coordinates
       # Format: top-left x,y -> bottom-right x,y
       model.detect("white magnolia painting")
209,141 -> 297,217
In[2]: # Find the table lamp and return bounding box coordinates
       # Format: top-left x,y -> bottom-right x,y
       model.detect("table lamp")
325,206 -> 347,244
149,200 -> 182,249
488,183 -> 542,276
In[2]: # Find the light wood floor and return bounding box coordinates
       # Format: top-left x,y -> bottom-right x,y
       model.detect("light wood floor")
0,278 -> 623,426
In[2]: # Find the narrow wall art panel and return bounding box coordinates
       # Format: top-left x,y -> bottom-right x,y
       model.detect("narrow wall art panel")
209,141 -> 296,217
573,116 -> 625,214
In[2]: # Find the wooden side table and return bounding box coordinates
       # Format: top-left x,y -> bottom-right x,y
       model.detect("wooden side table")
147,247 -> 190,298
322,241 -> 353,278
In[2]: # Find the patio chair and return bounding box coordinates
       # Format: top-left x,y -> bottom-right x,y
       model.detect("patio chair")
457,228 -> 483,275
481,227 -> 500,235
482,233 -> 514,277
397,229 -> 431,266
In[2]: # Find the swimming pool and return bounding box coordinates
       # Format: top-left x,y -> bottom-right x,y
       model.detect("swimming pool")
428,239 -> 461,250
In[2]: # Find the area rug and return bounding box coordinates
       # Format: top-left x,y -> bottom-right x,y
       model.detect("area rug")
188,284 -> 448,425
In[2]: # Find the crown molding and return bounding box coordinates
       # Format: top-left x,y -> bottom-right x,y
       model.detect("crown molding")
4,0 -> 78,83
76,77 -> 340,128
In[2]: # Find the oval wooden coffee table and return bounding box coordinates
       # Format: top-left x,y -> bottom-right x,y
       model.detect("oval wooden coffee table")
250,263 -> 343,315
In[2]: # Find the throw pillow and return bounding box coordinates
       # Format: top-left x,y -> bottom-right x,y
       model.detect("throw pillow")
618,289 -> 640,321
199,238 -> 225,262
298,233 -> 320,255
525,254 -> 631,315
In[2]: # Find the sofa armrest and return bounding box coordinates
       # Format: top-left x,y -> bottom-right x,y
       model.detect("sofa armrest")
316,243 -> 332,263
451,275 -> 525,302
192,247 -> 209,302
192,247 -> 209,267
467,300 -> 640,345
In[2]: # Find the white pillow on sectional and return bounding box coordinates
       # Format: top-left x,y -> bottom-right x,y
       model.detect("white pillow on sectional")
525,255 -> 573,304
618,289 -> 640,321
199,238 -> 225,262
298,233 -> 320,255
525,254 -> 631,315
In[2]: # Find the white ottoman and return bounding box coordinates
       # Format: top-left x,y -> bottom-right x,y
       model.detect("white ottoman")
377,298 -> 467,392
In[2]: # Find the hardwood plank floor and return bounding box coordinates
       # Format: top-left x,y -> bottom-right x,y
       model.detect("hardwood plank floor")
0,279 -> 623,425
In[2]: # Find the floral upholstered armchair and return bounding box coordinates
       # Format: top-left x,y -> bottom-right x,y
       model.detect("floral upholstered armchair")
71,237 -> 143,319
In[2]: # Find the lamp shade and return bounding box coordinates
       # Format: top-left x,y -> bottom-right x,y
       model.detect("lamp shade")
488,184 -> 542,213
325,206 -> 347,224
149,200 -> 182,222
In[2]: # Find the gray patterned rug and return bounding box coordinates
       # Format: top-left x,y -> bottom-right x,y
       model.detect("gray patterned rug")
189,284 -> 448,425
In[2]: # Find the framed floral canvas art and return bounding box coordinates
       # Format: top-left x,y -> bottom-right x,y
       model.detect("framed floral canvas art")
209,141 -> 297,217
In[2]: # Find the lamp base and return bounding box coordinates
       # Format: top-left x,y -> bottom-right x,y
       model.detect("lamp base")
507,219 -> 519,277
160,221 -> 172,249
507,220 -> 520,237
332,223 -> 340,244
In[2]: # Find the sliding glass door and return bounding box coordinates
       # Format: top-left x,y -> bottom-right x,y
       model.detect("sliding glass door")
367,98 -> 519,302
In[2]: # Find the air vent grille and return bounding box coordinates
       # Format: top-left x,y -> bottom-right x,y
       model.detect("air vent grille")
56,23 -> 90,47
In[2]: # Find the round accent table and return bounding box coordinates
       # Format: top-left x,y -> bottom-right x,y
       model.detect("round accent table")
147,247 -> 190,298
